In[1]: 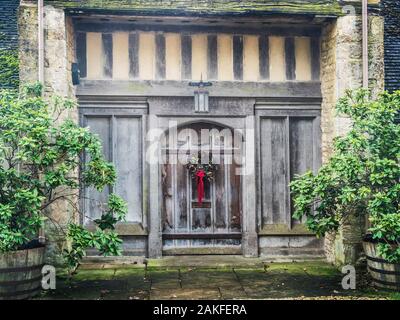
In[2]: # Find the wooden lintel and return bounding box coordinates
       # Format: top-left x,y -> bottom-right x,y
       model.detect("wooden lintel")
77,80 -> 322,99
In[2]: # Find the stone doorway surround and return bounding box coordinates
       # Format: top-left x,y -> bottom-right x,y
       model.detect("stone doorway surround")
147,96 -> 258,258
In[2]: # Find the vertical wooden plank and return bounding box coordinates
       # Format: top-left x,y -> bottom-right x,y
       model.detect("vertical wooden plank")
207,35 -> 218,80
311,37 -> 321,80
260,118 -> 288,226
285,37 -> 295,80
102,33 -> 113,78
260,118 -> 272,225
233,35 -> 243,80
165,33 -> 181,80
243,35 -> 259,81
176,162 -> 188,230
181,34 -> 192,80
84,116 -> 111,221
192,34 -> 208,80
313,116 -> 322,173
139,32 -> 155,80
271,118 -> 287,225
86,32 -> 102,79
230,157 -> 241,232
269,36 -> 285,81
295,37 -> 312,81
217,34 -> 233,81
289,118 -> 314,224
112,32 -> 129,80
214,152 -> 227,231
162,164 -> 173,232
285,117 -> 291,229
155,33 -> 166,80
114,117 -> 142,223
128,32 -> 139,79
76,32 -> 87,78
258,35 -> 269,80
289,119 -> 314,179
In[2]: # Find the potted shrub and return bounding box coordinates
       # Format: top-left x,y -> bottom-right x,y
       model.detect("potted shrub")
291,89 -> 400,290
0,84 -> 127,299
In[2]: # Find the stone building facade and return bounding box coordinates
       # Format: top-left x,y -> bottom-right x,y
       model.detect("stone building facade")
17,0 -> 386,265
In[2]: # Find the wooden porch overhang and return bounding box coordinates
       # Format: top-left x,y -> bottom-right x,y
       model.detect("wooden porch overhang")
46,0 -> 343,17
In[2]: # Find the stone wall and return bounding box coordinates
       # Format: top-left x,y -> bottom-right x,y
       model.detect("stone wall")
19,2 -> 79,264
18,2 -> 38,84
320,7 -> 385,265
320,20 -> 337,263
369,14 -> 385,97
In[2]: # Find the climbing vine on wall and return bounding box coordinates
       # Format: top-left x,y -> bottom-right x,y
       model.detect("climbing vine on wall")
0,49 -> 19,89
0,17 -> 19,90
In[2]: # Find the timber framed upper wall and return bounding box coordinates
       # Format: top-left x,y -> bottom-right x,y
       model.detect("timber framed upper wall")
43,0 -> 343,16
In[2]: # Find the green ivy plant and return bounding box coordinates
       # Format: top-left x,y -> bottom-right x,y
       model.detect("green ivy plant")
0,83 -> 127,274
0,49 -> 19,89
291,89 -> 400,262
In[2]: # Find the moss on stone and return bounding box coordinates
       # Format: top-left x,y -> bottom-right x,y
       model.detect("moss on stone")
71,268 -> 117,281
45,0 -> 343,16
263,261 -> 339,276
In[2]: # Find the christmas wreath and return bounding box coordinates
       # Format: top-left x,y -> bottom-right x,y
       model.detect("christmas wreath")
186,154 -> 218,205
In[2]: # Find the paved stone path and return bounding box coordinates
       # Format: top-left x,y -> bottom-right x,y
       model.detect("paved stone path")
38,261 -> 398,300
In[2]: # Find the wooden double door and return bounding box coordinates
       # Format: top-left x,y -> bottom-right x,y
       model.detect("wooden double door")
161,123 -> 242,255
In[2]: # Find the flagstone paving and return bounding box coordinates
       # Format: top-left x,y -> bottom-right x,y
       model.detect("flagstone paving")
37,261 -> 400,300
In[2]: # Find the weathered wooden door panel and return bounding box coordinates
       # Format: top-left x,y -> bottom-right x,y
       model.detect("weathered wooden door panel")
162,123 -> 242,254
114,117 -> 142,222
289,117 -> 316,225
260,117 -> 289,226
229,161 -> 242,231
82,114 -> 143,224
260,114 -> 321,231
84,116 -> 111,220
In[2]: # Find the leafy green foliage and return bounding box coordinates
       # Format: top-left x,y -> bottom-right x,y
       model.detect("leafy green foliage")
0,83 -> 127,273
0,49 -> 19,89
291,89 -> 400,262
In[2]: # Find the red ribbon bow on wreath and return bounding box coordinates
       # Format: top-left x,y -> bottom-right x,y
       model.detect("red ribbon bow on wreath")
196,169 -> 206,205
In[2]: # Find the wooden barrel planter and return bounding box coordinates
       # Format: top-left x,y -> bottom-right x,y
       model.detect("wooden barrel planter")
0,246 -> 45,300
363,239 -> 400,291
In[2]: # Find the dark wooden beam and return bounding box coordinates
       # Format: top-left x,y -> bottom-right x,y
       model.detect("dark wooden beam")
207,35 -> 218,80
102,33 -> 113,78
233,35 -> 243,80
155,33 -> 166,79
76,32 -> 87,78
285,37 -> 295,80
77,80 -> 322,99
259,35 -> 269,80
75,22 -> 322,37
181,34 -> 192,80
310,37 -> 321,81
128,32 -> 139,78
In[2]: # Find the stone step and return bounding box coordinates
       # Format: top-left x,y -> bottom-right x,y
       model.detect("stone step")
80,254 -> 327,269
